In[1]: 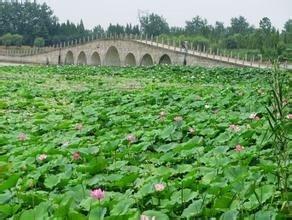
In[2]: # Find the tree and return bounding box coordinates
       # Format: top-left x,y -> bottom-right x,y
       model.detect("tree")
0,1 -> 58,45
0,33 -> 23,47
93,25 -> 104,35
139,13 -> 169,36
191,35 -> 210,48
230,16 -> 249,34
34,37 -> 45,47
0,33 -> 13,47
259,17 -> 272,33
107,23 -> 125,35
258,17 -> 277,51
170,27 -> 185,35
124,24 -> 140,35
283,19 -> 292,43
12,34 -> 23,46
212,21 -> 225,41
77,19 -> 86,36
185,16 -> 210,36
249,30 -> 264,49
132,25 -> 140,35
224,35 -> 238,49
284,19 -> 292,32
125,24 -> 132,34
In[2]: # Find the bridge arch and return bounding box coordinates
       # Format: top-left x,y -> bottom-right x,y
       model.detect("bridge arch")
65,51 -> 74,65
77,51 -> 87,65
91,52 -> 101,66
104,46 -> 121,66
125,53 -> 136,66
140,54 -> 154,66
159,54 -> 172,65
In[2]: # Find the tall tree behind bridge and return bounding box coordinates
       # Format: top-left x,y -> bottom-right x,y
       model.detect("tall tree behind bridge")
139,13 -> 170,37
185,16 -> 211,37
283,19 -> 292,44
0,1 -> 91,45
0,1 -> 57,45
229,16 -> 250,34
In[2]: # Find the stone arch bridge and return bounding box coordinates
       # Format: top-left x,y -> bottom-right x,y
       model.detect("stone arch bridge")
0,35 -> 275,68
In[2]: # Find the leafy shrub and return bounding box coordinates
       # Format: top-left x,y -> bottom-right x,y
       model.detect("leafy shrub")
34,37 -> 45,47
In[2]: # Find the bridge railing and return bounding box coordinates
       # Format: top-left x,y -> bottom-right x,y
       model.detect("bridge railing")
129,34 -> 290,69
1,33 -> 289,69
133,36 -> 276,69
0,47 -> 55,57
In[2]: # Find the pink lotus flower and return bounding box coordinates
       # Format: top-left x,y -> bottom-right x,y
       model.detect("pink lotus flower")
229,124 -> 241,132
72,152 -> 81,160
90,188 -> 105,200
75,123 -> 83,131
174,116 -> 183,122
235,145 -> 244,152
154,183 -> 165,192
249,113 -> 260,120
287,114 -> 292,119
126,134 -> 137,144
38,154 -> 47,161
18,133 -> 27,141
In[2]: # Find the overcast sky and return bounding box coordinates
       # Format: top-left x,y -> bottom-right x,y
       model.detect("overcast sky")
38,0 -> 291,30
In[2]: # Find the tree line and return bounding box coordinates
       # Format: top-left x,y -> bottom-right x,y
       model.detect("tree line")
139,14 -> 292,61
0,1 -> 291,61
0,1 -> 140,46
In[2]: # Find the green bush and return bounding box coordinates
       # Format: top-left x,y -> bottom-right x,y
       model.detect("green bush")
224,36 -> 238,49
11,34 -> 23,47
0,33 -> 13,47
0,33 -> 23,47
33,37 -> 45,47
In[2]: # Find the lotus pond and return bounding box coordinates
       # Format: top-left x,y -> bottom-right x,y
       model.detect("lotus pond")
0,65 -> 291,219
